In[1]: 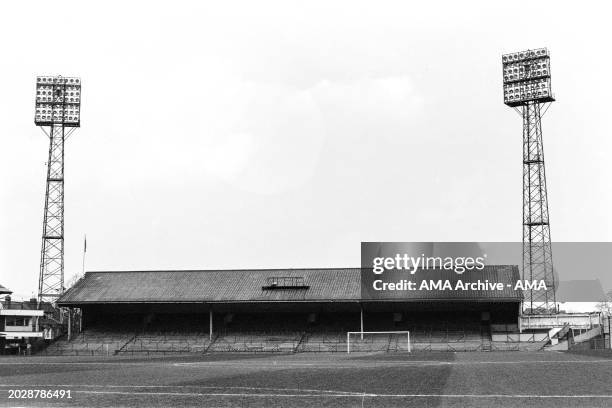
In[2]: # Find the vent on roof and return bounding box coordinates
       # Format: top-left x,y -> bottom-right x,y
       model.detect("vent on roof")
262,276 -> 309,290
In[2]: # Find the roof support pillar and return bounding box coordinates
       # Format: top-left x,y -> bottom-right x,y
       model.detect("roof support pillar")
209,308 -> 213,342
67,308 -> 72,341
360,304 -> 364,340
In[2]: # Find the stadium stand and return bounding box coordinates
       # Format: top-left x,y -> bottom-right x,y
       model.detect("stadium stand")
46,267 -> 536,354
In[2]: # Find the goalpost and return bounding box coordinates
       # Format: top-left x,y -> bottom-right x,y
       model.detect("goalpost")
346,331 -> 411,353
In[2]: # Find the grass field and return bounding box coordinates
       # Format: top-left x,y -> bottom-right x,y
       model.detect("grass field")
1,351 -> 611,407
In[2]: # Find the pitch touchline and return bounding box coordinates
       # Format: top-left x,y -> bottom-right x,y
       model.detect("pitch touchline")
0,384 -> 358,396
2,359 -> 612,367
29,390 -> 612,399
1,385 -> 611,399
171,359 -> 612,367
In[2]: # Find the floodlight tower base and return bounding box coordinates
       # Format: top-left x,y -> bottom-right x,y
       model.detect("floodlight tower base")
38,124 -> 66,303
521,101 -> 556,314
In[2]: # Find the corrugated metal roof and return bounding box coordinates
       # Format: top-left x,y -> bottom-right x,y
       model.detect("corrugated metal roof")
58,268 -> 361,304
57,266 -> 522,305
0,284 -> 12,295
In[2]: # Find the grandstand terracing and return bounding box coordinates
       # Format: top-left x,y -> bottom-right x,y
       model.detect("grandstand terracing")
42,318 -> 549,355
43,328 -> 134,356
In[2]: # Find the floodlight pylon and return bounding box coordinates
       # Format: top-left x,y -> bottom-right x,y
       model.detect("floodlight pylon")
35,75 -> 81,303
502,49 -> 556,314
521,101 -> 556,313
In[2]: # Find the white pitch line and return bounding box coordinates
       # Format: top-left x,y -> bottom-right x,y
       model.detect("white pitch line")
375,394 -> 612,399
2,359 -> 612,368
171,359 -> 612,367
1,386 -> 612,399
18,390 -> 612,399
79,390 -> 369,398
0,384 -> 359,396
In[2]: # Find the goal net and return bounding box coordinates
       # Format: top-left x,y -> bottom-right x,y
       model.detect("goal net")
346,331 -> 411,353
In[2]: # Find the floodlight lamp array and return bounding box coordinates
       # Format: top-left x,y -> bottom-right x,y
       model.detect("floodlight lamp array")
504,79 -> 552,105
503,60 -> 549,83
502,48 -> 553,106
502,48 -> 548,64
34,76 -> 81,126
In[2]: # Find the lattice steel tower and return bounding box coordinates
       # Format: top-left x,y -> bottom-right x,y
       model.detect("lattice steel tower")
502,49 -> 556,314
34,75 -> 81,302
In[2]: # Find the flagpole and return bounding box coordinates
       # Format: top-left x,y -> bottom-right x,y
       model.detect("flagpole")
82,234 -> 87,276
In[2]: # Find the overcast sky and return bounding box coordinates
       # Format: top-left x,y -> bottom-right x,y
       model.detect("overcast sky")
1,0 -> 611,298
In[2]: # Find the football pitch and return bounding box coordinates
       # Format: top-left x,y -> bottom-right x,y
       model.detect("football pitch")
1,351 -> 611,407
